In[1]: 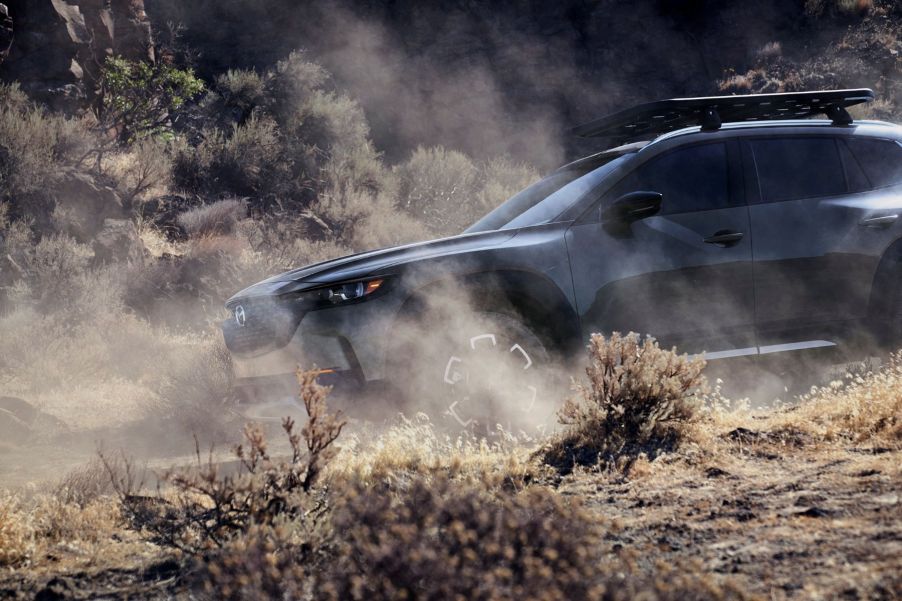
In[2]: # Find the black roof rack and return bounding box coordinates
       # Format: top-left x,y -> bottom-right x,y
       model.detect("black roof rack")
572,88 -> 875,142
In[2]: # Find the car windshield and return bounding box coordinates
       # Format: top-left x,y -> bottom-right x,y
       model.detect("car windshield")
465,152 -> 633,233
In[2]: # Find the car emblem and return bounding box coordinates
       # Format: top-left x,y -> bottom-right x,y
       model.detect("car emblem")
234,305 -> 247,327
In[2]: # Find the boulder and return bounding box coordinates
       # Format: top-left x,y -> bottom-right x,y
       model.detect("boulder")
52,171 -> 124,241
0,0 -> 153,112
93,217 -> 147,264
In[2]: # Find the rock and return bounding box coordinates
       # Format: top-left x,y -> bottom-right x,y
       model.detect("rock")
298,209 -> 333,240
705,466 -> 732,478
795,506 -> 836,518
0,0 -> 153,112
0,4 -> 12,67
93,217 -> 147,264
35,576 -> 76,601
874,493 -> 898,506
52,171 -> 124,240
140,193 -> 204,241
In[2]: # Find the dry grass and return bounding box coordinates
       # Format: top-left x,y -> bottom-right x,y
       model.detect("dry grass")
0,491 -> 123,571
177,198 -> 246,238
713,353 -> 901,448
331,413 -> 543,488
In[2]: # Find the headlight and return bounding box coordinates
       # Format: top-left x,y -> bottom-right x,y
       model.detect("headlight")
326,279 -> 384,303
289,278 -> 385,307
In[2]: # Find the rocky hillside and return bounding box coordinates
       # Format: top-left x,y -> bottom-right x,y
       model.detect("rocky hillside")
1,0 -> 899,166
0,0 -> 152,111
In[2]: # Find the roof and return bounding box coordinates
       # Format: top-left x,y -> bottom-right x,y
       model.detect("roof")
572,89 -> 876,143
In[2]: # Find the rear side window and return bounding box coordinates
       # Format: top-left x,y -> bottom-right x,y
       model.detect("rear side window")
838,140 -> 871,193
748,138 -> 845,203
844,138 -> 902,190
609,142 -> 730,214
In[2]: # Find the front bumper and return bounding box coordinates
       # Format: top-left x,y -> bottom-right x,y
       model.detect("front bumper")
226,291 -> 404,403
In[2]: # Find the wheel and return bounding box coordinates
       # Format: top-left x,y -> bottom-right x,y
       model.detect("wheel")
389,308 -> 561,436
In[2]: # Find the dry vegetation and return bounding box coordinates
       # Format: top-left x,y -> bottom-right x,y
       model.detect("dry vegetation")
1,7 -> 900,599
0,344 -> 898,599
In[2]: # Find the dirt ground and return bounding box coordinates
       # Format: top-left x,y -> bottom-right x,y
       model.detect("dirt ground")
562,442 -> 901,600
1,430 -> 898,600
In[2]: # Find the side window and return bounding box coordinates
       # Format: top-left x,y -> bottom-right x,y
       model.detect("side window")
748,138 -> 845,203
838,139 -> 871,193
844,138 -> 902,190
608,142 -> 730,214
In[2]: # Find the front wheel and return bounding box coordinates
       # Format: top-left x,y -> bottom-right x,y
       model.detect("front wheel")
390,310 -> 561,436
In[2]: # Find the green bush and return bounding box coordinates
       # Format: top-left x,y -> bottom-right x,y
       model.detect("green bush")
97,56 -> 205,145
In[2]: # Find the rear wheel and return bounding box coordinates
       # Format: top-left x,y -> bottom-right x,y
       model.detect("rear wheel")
390,309 -> 560,436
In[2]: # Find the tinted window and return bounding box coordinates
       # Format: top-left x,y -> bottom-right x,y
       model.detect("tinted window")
749,138 -> 845,202
609,142 -> 729,214
845,138 -> 902,190
838,139 -> 871,193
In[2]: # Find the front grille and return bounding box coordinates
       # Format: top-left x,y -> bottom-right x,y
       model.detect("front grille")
222,297 -> 304,356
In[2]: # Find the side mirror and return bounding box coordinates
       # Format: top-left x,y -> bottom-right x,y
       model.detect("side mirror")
601,191 -> 662,235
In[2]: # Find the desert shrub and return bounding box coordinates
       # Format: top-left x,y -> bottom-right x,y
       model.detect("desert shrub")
22,233 -> 93,309
265,53 -> 330,118
316,476 -> 751,601
542,332 -> 706,474
0,83 -> 95,198
394,145 -> 481,234
177,198 -> 247,238
174,115 -> 286,199
0,492 -> 121,569
196,522 -> 310,601
54,457 -> 116,508
175,52 -> 383,217
315,184 -> 430,249
0,494 -> 33,567
115,369 -> 345,554
205,69 -> 268,127
394,146 -> 538,235
108,137 -> 173,208
315,475 -> 605,601
478,156 -> 540,210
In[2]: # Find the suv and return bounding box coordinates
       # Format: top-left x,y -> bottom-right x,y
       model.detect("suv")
222,89 -> 902,424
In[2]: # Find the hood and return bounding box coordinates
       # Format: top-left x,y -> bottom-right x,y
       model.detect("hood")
227,229 -> 517,302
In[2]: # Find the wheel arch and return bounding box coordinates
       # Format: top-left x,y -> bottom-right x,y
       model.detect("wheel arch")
392,268 -> 583,359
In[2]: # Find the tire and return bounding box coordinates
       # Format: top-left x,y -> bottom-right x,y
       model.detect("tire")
389,308 -> 561,436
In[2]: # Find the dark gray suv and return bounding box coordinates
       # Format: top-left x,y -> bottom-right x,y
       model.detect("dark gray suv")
222,89 -> 902,423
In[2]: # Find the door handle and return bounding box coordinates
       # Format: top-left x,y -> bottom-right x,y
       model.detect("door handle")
859,214 -> 898,228
703,230 -> 744,247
